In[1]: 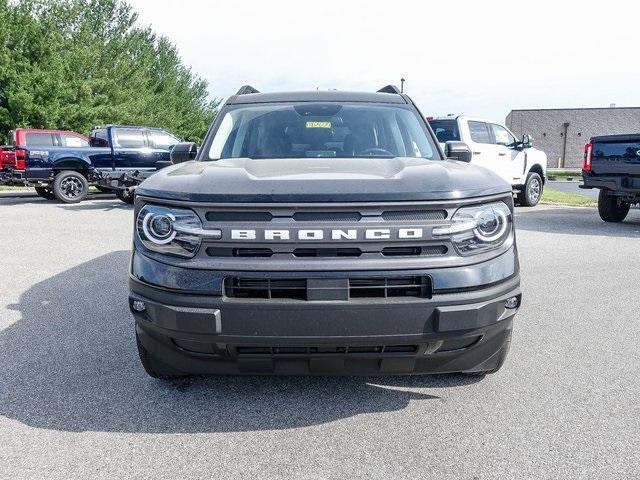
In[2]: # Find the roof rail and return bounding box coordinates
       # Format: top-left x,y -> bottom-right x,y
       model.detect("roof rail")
236,85 -> 260,95
377,85 -> 401,94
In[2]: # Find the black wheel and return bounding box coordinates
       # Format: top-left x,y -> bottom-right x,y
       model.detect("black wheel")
116,189 -> 135,204
95,185 -> 113,193
465,330 -> 512,376
52,171 -> 89,203
34,186 -> 55,200
518,172 -> 543,207
136,331 -> 187,380
598,190 -> 630,223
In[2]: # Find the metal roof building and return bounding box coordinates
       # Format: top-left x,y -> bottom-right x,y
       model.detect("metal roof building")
506,107 -> 640,168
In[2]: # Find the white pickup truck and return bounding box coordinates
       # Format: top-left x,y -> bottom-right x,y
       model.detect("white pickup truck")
428,115 -> 547,206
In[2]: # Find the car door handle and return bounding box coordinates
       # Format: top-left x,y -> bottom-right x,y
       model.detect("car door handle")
473,152 -> 481,155
498,153 -> 507,156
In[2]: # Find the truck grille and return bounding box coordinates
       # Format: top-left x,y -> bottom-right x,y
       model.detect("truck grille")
187,201 -> 464,271
224,275 -> 432,300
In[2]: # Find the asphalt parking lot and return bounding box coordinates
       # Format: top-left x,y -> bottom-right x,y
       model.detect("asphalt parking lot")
1,197 -> 639,479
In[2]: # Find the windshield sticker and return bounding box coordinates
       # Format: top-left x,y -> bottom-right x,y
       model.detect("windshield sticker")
305,121 -> 332,129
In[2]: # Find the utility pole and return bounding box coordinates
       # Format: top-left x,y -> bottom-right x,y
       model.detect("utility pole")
560,122 -> 570,168
400,78 -> 405,93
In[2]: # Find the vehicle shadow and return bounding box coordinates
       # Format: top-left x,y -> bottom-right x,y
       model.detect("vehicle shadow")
515,206 -> 640,238
0,251 -> 480,434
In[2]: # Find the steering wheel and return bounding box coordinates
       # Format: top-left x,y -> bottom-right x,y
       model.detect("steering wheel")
357,147 -> 394,157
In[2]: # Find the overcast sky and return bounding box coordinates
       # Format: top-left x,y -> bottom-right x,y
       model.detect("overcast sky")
128,0 -> 639,122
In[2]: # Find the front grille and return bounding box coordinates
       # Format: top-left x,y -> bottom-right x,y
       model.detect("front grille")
224,275 -> 432,300
193,201 -> 466,271
234,345 -> 419,356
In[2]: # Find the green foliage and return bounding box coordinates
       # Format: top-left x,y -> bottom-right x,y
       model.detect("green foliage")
0,0 -> 217,143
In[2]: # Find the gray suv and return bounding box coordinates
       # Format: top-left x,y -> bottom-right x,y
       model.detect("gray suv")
128,85 -> 521,379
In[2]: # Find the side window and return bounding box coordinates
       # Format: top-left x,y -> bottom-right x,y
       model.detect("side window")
25,133 -> 55,147
90,129 -> 109,147
60,134 -> 89,148
113,128 -> 146,148
149,130 -> 180,149
467,121 -> 492,144
489,124 -> 516,147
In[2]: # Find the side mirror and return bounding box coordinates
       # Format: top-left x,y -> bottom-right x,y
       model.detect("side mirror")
445,141 -> 472,163
522,134 -> 533,149
170,142 -> 198,164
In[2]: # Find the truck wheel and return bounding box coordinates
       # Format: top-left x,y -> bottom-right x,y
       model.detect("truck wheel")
598,190 -> 630,222
53,171 -> 89,203
136,331 -> 187,380
34,186 -> 55,200
116,189 -> 135,204
518,172 -> 543,207
465,330 -> 512,376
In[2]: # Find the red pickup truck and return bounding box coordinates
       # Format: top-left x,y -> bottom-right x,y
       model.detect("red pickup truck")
0,128 -> 90,198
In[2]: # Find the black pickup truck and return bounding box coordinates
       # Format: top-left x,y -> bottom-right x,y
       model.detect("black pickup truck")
0,125 -> 180,203
128,85 -> 522,380
582,134 -> 640,222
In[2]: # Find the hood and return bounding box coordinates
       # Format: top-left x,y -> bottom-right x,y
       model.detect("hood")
136,157 -> 512,203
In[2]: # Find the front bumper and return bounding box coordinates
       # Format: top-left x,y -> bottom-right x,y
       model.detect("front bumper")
129,250 -> 521,375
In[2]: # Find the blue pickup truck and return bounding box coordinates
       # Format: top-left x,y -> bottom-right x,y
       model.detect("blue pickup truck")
0,125 -> 181,203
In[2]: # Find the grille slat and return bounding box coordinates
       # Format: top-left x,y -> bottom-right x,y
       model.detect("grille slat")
381,210 -> 447,221
292,212 -> 362,222
293,248 -> 362,258
205,211 -> 273,222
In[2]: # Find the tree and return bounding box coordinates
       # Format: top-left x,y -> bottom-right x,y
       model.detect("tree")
0,0 -> 217,143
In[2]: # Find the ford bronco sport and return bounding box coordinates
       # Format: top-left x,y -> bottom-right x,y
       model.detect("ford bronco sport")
129,85 -> 521,379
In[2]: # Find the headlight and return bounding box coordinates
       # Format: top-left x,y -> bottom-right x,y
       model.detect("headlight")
433,202 -> 512,256
137,205 -> 220,258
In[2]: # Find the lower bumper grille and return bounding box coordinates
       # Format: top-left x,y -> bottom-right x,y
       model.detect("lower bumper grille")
234,345 -> 419,356
224,275 -> 433,300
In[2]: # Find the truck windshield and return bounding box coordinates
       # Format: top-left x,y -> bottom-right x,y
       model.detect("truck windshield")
207,103 -> 438,160
428,119 -> 461,143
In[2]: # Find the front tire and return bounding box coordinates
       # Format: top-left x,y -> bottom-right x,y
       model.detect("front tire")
116,189 -> 135,204
518,172 -> 543,207
53,171 -> 89,203
34,186 -> 55,200
598,190 -> 630,222
136,331 -> 187,380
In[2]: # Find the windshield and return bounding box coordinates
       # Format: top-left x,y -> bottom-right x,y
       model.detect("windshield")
428,119 -> 461,143
206,103 -> 438,160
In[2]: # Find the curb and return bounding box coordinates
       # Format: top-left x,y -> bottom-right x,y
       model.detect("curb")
547,177 -> 581,182
0,191 -> 116,199
0,190 -> 37,198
